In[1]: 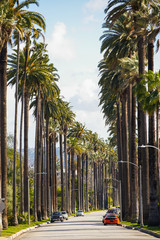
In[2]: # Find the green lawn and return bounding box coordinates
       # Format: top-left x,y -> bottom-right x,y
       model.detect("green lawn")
1,220 -> 49,237
121,221 -> 160,234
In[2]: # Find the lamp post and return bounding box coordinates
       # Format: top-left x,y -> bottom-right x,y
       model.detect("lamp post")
105,178 -> 122,222
119,161 -> 143,227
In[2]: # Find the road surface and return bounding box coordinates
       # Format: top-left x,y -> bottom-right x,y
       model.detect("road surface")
16,211 -> 157,240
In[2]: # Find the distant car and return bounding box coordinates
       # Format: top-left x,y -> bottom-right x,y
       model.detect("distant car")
107,208 -> 118,214
60,211 -> 68,220
51,211 -> 64,223
116,207 -> 121,215
103,212 -> 119,225
76,210 -> 84,216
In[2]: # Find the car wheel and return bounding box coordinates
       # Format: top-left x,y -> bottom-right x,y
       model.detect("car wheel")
104,223 -> 107,225
61,219 -> 63,222
66,218 -> 68,220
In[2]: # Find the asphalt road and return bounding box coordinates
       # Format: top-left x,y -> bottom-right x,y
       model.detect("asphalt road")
16,211 -> 157,240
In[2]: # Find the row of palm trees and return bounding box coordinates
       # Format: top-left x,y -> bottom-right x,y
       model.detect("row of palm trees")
98,0 -> 160,226
0,0 -> 118,231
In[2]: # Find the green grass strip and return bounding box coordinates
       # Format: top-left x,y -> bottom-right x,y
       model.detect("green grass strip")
1,220 -> 49,237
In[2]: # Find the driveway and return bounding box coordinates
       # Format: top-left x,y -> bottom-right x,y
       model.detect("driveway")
15,211 -> 157,240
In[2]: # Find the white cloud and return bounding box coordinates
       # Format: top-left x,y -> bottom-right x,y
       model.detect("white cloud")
75,109 -> 108,140
85,0 -> 107,12
78,78 -> 98,103
83,14 -> 98,23
47,22 -> 75,61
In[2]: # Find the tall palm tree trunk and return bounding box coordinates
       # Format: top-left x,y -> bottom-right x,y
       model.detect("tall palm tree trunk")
49,136 -> 53,212
34,95 -> 38,222
156,107 -> 160,204
94,162 -> 97,210
121,92 -> 130,220
59,133 -> 64,210
0,56 -> 1,231
53,132 -> 57,210
23,35 -> 30,213
77,155 -> 81,210
20,89 -> 24,215
36,91 -> 42,220
46,117 -> 50,217
68,151 -> 71,214
148,39 -> 159,226
130,90 -> 138,222
90,156 -> 93,210
98,161 -> 102,209
102,163 -> 104,209
71,148 -> 75,213
52,136 -> 55,211
138,36 -> 149,224
41,103 -> 47,219
85,153 -> 89,212
0,41 -> 8,229
12,32 -> 20,226
24,90 -> 29,213
82,153 -> 85,211
117,100 -> 123,185
105,163 -> 108,209
64,125 -> 68,212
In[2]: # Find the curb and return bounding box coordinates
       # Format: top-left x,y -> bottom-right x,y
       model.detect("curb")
122,224 -> 160,239
1,222 -> 50,240
140,228 -> 160,238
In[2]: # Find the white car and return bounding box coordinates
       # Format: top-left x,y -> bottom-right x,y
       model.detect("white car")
76,210 -> 84,216
60,211 -> 68,220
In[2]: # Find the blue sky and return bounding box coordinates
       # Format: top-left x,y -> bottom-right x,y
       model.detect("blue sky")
7,0 -> 110,147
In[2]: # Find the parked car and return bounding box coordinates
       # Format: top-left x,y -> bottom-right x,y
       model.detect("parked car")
60,211 -> 68,220
103,212 -> 119,225
76,210 -> 84,216
102,212 -> 107,223
51,211 -> 64,223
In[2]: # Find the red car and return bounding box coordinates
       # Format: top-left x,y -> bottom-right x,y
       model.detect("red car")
103,213 -> 119,225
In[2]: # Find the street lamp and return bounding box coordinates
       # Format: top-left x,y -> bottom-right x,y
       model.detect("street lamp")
138,144 -> 160,151
119,160 -> 143,227
105,178 -> 122,222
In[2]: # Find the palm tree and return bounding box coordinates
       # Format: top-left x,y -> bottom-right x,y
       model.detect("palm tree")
104,0 -> 158,223
59,101 -> 75,212
135,70 -> 160,225
67,137 -> 78,214
44,96 -> 60,217
99,11 -> 140,220
68,121 -> 87,210
12,14 -> 20,226
0,0 -> 45,228
8,41 -> 59,220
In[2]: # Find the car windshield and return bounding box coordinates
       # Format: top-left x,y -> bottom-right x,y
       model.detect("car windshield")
62,211 -> 66,214
107,209 -> 117,214
53,212 -> 60,215
78,210 -> 82,212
